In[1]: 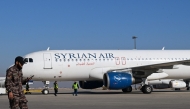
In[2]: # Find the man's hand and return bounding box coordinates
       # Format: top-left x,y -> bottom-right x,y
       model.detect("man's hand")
8,92 -> 13,100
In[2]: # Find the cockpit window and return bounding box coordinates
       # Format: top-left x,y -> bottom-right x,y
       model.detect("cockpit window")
29,58 -> 33,62
24,58 -> 28,62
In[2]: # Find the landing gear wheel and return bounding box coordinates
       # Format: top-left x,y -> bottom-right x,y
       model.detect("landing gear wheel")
122,86 -> 132,93
175,88 -> 180,91
42,89 -> 49,95
142,85 -> 152,94
185,81 -> 189,91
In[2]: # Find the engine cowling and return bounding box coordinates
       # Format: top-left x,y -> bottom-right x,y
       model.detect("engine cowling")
79,81 -> 103,89
169,80 -> 186,88
103,72 -> 134,89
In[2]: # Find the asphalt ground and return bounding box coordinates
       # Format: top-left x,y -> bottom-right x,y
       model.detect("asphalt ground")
0,88 -> 190,109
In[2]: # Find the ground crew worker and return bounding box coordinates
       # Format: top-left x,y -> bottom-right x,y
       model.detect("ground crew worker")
25,82 -> 31,94
54,81 -> 58,96
5,56 -> 33,109
26,82 -> 29,92
72,82 -> 79,96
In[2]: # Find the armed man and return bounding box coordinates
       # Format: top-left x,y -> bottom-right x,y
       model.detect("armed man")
5,56 -> 33,109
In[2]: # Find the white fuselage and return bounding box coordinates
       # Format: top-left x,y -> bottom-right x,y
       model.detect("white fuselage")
22,50 -> 190,81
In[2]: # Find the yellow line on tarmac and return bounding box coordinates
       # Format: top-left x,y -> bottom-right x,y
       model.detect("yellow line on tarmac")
24,89 -> 41,93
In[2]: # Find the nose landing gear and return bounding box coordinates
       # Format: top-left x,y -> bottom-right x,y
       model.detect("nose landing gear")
42,81 -> 50,95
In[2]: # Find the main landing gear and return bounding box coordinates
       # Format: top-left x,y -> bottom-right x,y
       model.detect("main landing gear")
42,81 -> 50,95
140,78 -> 152,94
141,85 -> 152,94
121,85 -> 152,94
122,86 -> 132,93
186,81 -> 190,90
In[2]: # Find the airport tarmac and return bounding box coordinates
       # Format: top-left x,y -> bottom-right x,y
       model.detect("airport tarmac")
0,88 -> 190,109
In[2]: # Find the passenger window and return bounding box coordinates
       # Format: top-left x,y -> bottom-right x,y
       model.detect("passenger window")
29,58 -> 33,62
24,58 -> 28,63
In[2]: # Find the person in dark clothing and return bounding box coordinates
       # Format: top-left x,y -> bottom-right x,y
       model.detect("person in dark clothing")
26,82 -> 29,91
5,56 -> 33,109
54,81 -> 58,96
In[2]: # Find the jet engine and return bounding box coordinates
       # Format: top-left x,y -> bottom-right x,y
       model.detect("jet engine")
169,80 -> 186,88
103,72 -> 142,89
79,81 -> 103,89
152,80 -> 186,89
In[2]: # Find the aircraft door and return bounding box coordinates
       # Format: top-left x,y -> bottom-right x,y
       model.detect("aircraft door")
43,53 -> 52,69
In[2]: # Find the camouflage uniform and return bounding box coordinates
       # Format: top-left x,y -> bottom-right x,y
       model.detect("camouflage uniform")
5,65 -> 28,109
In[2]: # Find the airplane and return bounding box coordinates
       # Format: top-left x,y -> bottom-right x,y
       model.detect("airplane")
21,49 -> 190,94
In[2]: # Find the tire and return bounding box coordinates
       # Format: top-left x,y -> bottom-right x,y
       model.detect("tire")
41,90 -> 44,94
142,85 -> 152,94
141,86 -> 145,93
175,88 -> 180,91
122,86 -> 132,93
42,89 -> 49,95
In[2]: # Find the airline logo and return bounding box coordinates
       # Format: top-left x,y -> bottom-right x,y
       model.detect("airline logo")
54,53 -> 115,59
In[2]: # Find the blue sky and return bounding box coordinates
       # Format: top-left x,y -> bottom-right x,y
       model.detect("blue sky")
0,0 -> 190,78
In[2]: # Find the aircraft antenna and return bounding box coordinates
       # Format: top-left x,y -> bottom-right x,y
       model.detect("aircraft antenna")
47,47 -> 50,51
162,47 -> 165,50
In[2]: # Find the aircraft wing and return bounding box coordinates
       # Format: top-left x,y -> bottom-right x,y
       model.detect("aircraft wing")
110,60 -> 190,72
130,60 -> 190,71
131,60 -> 190,71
